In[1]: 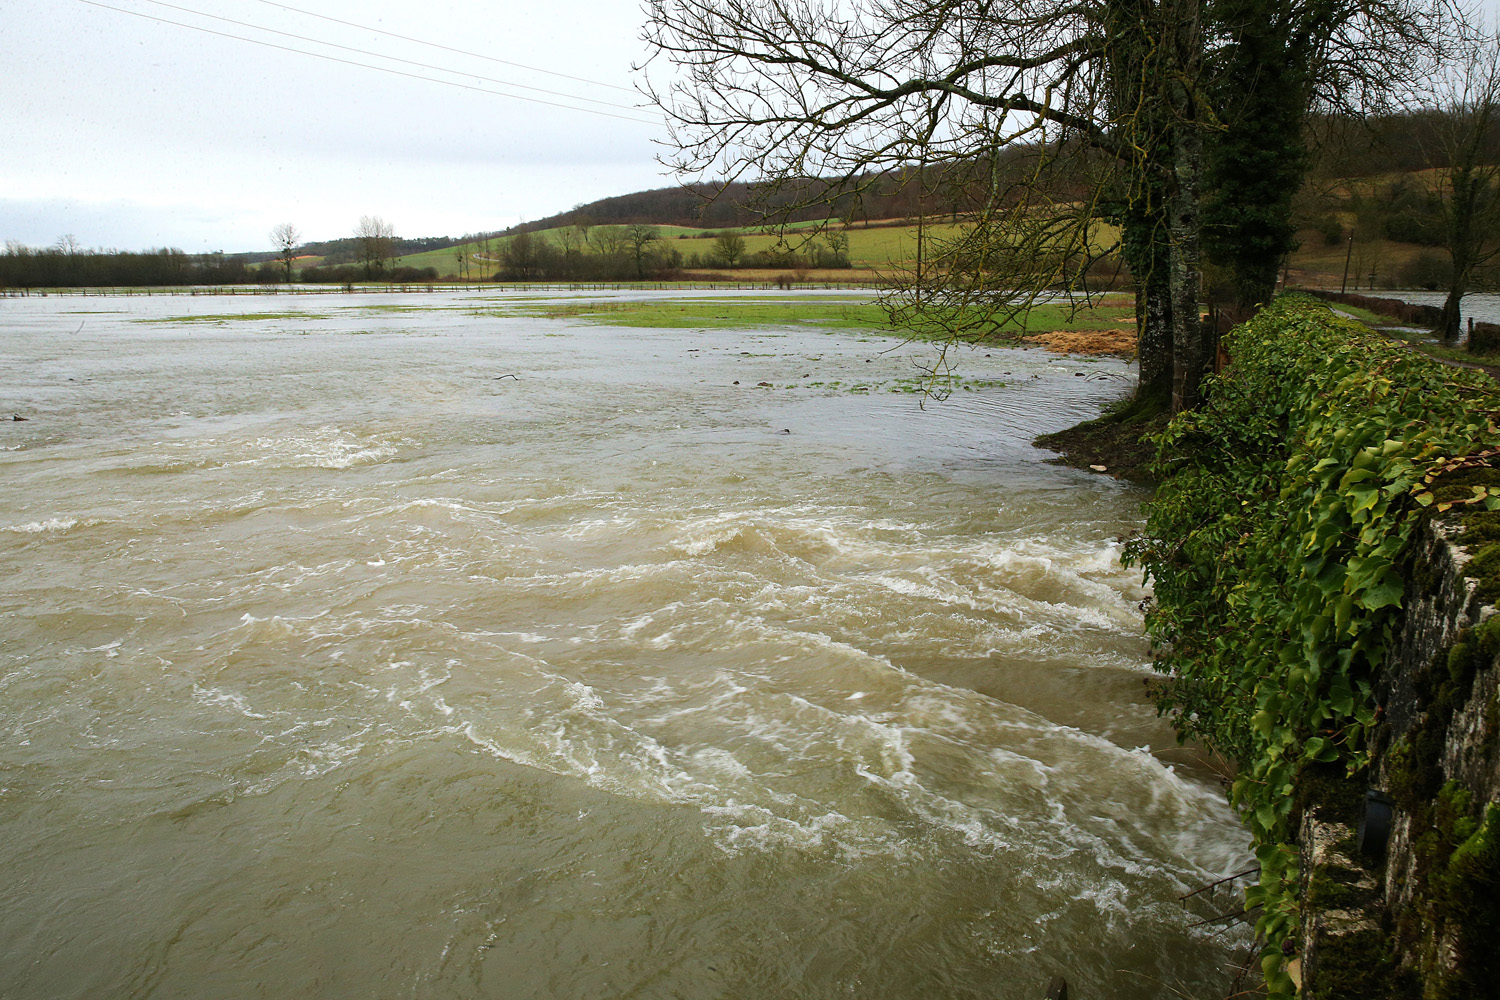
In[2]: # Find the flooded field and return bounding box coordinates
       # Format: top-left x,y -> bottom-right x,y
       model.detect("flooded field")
0,289 -> 1248,999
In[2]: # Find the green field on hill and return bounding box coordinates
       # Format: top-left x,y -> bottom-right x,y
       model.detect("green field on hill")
386,222 -> 963,276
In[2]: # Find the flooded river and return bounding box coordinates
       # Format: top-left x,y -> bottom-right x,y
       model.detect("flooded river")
0,289 -> 1247,999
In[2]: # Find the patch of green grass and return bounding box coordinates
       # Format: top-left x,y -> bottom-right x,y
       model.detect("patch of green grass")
339,303 -> 453,314
1331,305 -> 1494,370
390,241 -> 495,272
467,294 -> 1132,339
1330,303 -> 1393,326
479,297 -> 894,330
890,298 -> 1134,345
143,312 -> 329,324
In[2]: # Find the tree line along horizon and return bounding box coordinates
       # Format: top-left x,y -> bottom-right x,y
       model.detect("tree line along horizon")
1,100 -> 1494,294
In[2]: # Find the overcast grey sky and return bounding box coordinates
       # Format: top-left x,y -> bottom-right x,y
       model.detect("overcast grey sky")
1,0 -> 668,252
3,0 -> 1497,254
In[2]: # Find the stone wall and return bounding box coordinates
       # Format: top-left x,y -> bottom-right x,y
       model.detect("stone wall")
1298,517 -> 1500,999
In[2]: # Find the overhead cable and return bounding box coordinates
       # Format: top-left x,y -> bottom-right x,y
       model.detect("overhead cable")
246,0 -> 638,94
71,0 -> 660,125
131,0 -> 643,113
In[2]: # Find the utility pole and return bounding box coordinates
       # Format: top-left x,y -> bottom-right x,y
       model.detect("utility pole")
1340,234 -> 1354,294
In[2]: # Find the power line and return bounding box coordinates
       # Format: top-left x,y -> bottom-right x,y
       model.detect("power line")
71,0 -> 660,125
131,0 -> 643,113
247,0 -> 637,94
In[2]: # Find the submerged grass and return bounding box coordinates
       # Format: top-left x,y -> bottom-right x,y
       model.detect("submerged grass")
338,303 -> 455,314
477,294 -> 1133,340
1384,326 -> 1499,369
482,297 -> 888,330
146,312 -> 329,324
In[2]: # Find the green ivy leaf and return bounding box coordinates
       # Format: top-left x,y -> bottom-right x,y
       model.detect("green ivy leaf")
1360,575 -> 1404,610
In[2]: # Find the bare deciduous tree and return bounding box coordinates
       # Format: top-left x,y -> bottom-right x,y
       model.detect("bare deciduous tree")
643,0 -> 1213,405
1424,31 -> 1500,344
713,230 -> 747,268
354,215 -> 396,280
270,222 -> 300,284
502,231 -> 549,281
624,224 -> 663,278
555,225 -> 585,278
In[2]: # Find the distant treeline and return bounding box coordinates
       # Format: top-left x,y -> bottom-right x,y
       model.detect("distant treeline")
1308,111 -> 1500,179
0,246 -> 437,289
0,247 -> 268,288
5,112 -> 1490,290
1290,112 -> 1500,293
297,264 -> 439,284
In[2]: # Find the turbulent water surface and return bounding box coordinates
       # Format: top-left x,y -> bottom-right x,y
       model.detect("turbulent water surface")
1,289 -> 1248,999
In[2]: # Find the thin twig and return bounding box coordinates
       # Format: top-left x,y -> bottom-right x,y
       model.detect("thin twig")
1179,866 -> 1261,901
1187,903 -> 1261,929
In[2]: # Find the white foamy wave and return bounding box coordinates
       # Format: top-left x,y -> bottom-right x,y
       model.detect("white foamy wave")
293,733 -> 369,778
4,517 -> 78,533
250,426 -> 399,469
667,510 -> 844,561
192,684 -> 268,719
699,801 -> 865,854
138,426 -> 401,473
315,593 -> 1237,892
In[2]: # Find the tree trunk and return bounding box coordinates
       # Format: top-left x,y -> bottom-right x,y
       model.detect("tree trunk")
1439,168 -> 1477,345
1104,0 -> 1175,406
1439,282 -> 1465,344
1169,143 -> 1205,413
1168,0 -> 1207,413
1198,0 -> 1307,321
1137,258 -> 1175,404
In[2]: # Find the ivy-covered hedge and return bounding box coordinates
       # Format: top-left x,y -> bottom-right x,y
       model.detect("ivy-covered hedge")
1123,295 -> 1500,996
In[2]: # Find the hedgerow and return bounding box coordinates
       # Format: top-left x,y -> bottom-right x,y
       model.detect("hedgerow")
1123,295 -> 1500,996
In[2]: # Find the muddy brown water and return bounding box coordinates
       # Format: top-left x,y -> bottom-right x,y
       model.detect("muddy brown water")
1,289 -> 1248,999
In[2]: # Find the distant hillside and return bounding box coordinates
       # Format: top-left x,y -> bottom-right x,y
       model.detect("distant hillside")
512,183 -> 758,233
1306,111 -> 1500,180
504,150 -> 1068,236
